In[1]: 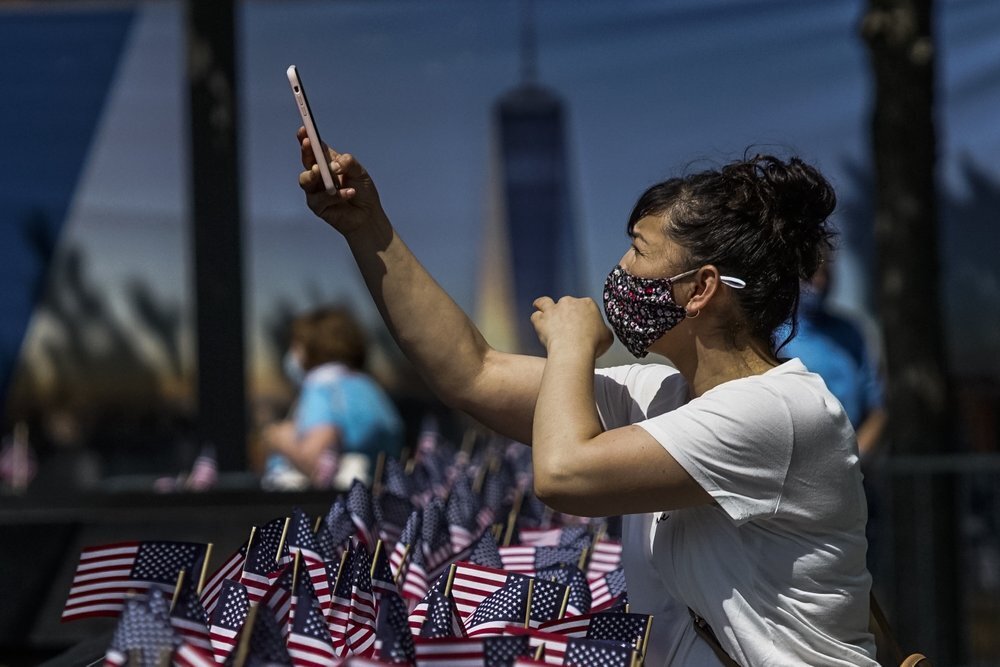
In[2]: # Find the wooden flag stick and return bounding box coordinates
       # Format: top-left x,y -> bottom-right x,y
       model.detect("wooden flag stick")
372,451 -> 387,497
290,550 -> 303,595
533,644 -> 544,661
155,647 -> 172,667
502,510 -> 518,547
491,523 -> 503,541
331,548 -> 350,595
170,569 -> 186,613
577,545 -> 591,571
232,604 -> 258,667
314,515 -> 323,534
393,544 -> 411,586
275,517 -> 291,563
460,428 -> 476,457
443,562 -> 458,598
557,585 -> 570,620
370,540 -> 384,578
523,578 -> 535,628
197,543 -> 213,596
640,614 -> 653,657
629,649 -> 640,667
593,521 -> 607,546
472,459 -> 489,495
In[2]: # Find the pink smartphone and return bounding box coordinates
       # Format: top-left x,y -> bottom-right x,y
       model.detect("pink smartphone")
287,65 -> 338,193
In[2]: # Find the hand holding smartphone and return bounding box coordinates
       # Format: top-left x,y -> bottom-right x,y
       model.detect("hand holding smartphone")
287,65 -> 338,193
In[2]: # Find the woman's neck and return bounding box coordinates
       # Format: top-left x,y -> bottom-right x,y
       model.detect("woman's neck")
673,339 -> 779,399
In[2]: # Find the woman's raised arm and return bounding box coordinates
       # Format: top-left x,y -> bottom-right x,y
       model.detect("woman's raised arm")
296,129 -> 543,443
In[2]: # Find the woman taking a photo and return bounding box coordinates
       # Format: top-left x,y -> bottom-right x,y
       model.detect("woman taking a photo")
294,129 -> 877,666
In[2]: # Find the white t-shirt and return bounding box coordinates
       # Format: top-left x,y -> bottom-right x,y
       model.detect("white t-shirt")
594,358 -> 878,666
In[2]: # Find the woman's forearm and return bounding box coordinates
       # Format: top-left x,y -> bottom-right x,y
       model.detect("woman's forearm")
531,344 -> 604,500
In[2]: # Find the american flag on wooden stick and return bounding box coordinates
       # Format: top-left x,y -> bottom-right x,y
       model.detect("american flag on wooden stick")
62,540 -> 208,622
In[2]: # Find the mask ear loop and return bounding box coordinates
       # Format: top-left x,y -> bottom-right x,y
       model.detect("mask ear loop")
675,271 -> 747,320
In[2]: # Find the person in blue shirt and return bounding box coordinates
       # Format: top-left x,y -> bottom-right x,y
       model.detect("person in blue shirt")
783,257 -> 887,459
261,305 -> 403,490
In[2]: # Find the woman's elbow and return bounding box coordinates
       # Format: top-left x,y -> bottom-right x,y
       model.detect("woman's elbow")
533,467 -> 604,518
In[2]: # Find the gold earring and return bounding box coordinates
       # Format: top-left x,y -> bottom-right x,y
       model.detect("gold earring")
686,309 -> 700,319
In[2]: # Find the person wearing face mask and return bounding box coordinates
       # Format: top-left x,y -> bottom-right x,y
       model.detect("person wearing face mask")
295,131 -> 878,666
261,305 -> 403,491
782,257 -> 887,461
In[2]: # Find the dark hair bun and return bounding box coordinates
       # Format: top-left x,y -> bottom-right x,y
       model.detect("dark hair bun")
721,154 -> 835,279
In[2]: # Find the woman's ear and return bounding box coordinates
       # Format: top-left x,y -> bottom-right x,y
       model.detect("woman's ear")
683,265 -> 721,316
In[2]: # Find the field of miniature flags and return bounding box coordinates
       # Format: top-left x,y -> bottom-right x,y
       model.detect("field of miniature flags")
62,431 -> 648,666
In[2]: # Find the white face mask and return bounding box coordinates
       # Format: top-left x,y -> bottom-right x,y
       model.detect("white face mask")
283,350 -> 305,385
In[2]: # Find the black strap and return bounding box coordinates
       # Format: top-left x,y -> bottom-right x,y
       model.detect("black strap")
689,608 -> 741,667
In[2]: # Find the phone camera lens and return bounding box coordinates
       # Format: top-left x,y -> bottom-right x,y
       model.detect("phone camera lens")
294,86 -> 300,93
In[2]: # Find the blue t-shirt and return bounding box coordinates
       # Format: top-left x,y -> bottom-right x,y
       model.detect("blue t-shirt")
781,308 -> 883,429
294,363 -> 404,459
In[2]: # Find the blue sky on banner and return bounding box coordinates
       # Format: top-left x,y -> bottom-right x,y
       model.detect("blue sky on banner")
6,0 -> 1000,390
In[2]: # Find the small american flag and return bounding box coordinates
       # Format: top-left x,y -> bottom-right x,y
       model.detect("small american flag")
208,579 -> 249,663
241,517 -> 292,603
345,542 -> 378,657
499,546 -> 582,575
389,510 -> 421,581
169,577 -> 212,653
446,474 -> 480,553
313,521 -> 338,562
347,478 -> 377,549
376,492 -> 413,547
62,540 -> 208,622
503,627 -> 568,665
260,562 -> 295,640
448,561 -> 509,626
536,564 -> 591,617
401,545 -> 429,604
287,592 -> 337,667
174,639 -> 216,667
585,613 -> 652,654
588,568 -> 627,612
483,634 -> 533,667
380,456 -> 411,500
370,541 -> 398,598
373,588 -> 415,664
199,540 -> 248,616
462,529 -> 504,571
421,498 -> 454,576
326,497 -> 357,551
103,589 -> 177,667
413,634 -> 531,667
528,578 -> 569,628
562,637 -> 636,667
418,590 -> 467,638
406,569 -> 448,634
586,540 -> 623,577
235,603 -> 293,666
537,613 -> 594,638
184,445 -> 218,491
465,574 -> 531,638
287,508 -> 332,611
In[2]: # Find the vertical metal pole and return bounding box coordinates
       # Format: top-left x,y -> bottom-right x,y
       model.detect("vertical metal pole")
185,0 -> 247,471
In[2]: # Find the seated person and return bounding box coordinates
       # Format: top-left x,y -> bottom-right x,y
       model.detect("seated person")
262,305 -> 403,489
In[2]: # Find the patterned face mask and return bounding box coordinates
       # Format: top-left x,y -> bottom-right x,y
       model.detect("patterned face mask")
602,265 -> 747,358
602,265 -> 697,358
